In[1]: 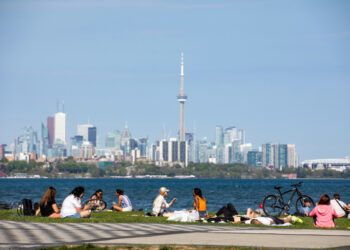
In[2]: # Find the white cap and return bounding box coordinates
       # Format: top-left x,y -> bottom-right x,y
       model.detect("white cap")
159,187 -> 170,194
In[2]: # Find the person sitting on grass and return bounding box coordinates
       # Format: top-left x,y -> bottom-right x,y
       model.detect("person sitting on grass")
90,189 -> 105,211
299,198 -> 312,216
191,188 -> 208,218
153,187 -> 177,217
330,194 -> 350,218
35,186 -> 60,218
309,194 -> 338,228
113,189 -> 132,212
60,186 -> 91,218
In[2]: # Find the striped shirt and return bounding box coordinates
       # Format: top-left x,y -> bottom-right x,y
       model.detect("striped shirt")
120,195 -> 132,208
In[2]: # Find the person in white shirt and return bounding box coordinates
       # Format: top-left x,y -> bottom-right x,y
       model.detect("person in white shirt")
61,186 -> 91,218
330,193 -> 350,218
152,187 -> 177,217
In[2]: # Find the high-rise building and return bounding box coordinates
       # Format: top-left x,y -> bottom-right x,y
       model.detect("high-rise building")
262,143 -> 274,168
47,116 -> 54,147
224,127 -> 237,144
215,126 -> 224,146
77,124 -> 93,142
54,112 -> 66,145
0,144 -> 5,160
238,129 -> 245,144
287,144 -> 298,168
169,138 -> 178,162
199,137 -> 208,163
70,135 -> 83,157
240,143 -> 252,164
247,150 -> 263,167
105,132 -> 116,148
177,52 -> 187,142
114,130 -> 122,149
121,123 -> 131,150
138,138 -> 148,157
41,123 -> 49,157
88,127 -> 97,147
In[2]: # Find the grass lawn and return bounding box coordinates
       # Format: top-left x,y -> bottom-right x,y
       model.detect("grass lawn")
1,210 -> 349,230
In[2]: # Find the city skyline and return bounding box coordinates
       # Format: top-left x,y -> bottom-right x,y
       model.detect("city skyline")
1,0 -> 349,161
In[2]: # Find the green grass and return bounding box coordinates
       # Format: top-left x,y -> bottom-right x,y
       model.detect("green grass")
1,210 -> 349,230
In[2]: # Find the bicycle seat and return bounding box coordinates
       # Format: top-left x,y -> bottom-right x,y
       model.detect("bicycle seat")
274,186 -> 282,190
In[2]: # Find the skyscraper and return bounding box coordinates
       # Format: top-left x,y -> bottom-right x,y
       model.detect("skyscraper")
47,116 -> 54,147
77,124 -> 93,142
54,112 -> 66,145
215,126 -> 224,146
88,127 -> 97,147
177,52 -> 187,141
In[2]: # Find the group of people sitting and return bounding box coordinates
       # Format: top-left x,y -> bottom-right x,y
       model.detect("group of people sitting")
34,185 -> 350,228
35,186 -> 132,218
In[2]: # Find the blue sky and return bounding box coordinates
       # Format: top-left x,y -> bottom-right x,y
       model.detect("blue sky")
0,0 -> 349,161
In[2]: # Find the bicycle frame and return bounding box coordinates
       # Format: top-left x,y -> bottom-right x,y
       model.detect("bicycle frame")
276,186 -> 303,207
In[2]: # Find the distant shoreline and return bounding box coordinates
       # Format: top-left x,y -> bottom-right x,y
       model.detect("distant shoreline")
1,176 -> 349,180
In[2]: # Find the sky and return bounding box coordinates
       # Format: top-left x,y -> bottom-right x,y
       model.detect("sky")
0,0 -> 349,161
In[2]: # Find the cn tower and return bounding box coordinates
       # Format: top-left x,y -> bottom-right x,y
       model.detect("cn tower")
177,52 -> 187,141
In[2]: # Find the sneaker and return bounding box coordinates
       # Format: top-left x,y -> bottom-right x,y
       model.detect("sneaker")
291,216 -> 303,224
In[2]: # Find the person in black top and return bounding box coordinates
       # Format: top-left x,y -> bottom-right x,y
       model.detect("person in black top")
35,186 -> 60,218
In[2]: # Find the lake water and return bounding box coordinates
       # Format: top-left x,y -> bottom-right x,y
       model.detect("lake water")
0,178 -> 349,212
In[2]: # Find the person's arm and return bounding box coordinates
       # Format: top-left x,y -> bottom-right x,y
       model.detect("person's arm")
167,198 -> 177,208
309,207 -> 316,217
35,207 -> 40,216
194,196 -> 199,212
52,203 -> 60,213
118,196 -> 122,207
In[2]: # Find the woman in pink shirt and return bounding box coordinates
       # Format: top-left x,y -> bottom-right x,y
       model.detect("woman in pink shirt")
309,194 -> 338,228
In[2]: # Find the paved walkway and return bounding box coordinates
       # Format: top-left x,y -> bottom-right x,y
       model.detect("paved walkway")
0,220 -> 349,249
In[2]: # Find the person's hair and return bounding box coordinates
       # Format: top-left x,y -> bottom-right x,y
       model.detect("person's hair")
333,194 -> 340,200
303,198 -> 311,203
318,194 -> 330,205
91,189 -> 103,199
193,188 -> 203,198
116,189 -> 124,195
70,186 -> 85,198
39,186 -> 56,207
251,219 -> 259,224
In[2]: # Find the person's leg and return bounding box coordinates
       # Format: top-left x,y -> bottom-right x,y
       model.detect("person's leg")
162,212 -> 174,217
227,203 -> 238,216
113,206 -> 123,211
216,205 -> 226,217
49,212 -> 61,218
80,210 -> 91,218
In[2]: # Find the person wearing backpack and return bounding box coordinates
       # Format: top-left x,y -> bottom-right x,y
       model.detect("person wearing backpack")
35,186 -> 60,218
61,186 -> 91,218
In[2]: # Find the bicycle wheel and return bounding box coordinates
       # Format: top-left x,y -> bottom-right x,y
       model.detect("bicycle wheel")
295,195 -> 315,216
263,194 -> 284,216
84,199 -> 107,212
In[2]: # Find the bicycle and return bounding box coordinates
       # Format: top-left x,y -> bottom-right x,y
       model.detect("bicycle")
83,199 -> 107,212
262,181 -> 315,216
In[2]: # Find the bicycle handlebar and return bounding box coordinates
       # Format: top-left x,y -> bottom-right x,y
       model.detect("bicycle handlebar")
290,181 -> 303,187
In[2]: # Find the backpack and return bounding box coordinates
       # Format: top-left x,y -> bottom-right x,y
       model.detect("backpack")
17,199 -> 35,216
